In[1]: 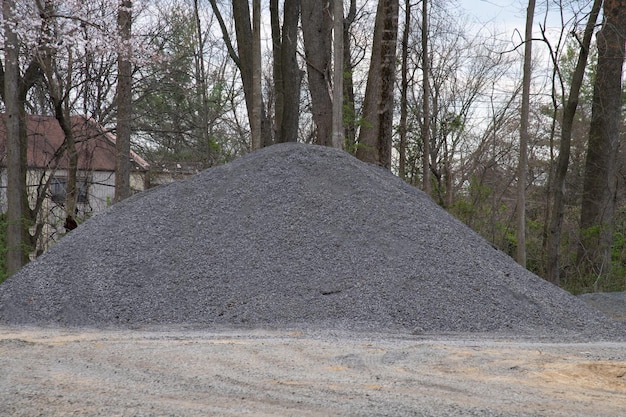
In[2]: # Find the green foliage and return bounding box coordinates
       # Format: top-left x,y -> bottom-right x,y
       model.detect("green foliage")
525,218 -> 545,276
344,141 -> 369,156
133,3 -> 235,168
579,224 -> 603,241
561,210 -> 626,294
346,114 -> 393,156
607,207 -> 626,291
561,267 -> 625,295
441,112 -> 464,136
558,36 -> 597,105
449,177 -> 516,258
450,177 -> 493,222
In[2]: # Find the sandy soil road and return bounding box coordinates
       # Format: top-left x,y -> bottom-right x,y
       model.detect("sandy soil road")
1,326 -> 625,417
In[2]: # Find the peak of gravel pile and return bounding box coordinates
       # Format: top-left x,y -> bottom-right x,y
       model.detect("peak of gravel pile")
0,143 -> 623,339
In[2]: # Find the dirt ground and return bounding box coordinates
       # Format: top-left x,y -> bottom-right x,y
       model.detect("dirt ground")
1,326 -> 625,417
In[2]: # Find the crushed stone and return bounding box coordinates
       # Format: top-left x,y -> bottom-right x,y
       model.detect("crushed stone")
0,143 -> 624,340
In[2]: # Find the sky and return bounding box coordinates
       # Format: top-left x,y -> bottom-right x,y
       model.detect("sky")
459,0 -> 582,33
457,0 -> 583,50
460,0 -> 528,26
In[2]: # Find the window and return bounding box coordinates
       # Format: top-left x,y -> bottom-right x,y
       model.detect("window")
50,176 -> 89,204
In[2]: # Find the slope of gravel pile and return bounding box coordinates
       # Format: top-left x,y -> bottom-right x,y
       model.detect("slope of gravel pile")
579,292 -> 626,322
0,143 -> 623,339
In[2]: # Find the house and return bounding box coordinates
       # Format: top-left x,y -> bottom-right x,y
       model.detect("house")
0,114 -> 150,254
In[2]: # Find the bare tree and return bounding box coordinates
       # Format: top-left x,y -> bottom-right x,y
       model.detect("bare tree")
342,0 -> 357,150
115,0 -> 132,202
35,0 -> 80,231
356,0 -> 400,168
420,0 -> 431,192
193,0 -> 211,160
578,0 -> 626,284
0,0 -> 107,265
270,0 -> 301,144
546,0 -> 602,284
398,0 -> 411,180
516,0 -> 535,267
301,0 -> 333,146
211,0 -> 270,149
250,0 -> 262,150
331,0 -> 344,149
1,5 -> 44,262
3,0 -> 23,274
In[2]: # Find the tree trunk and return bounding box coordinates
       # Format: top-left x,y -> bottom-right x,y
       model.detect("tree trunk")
229,0 -> 269,149
420,0 -> 431,192
269,0 -> 283,143
516,0 -> 535,268
54,109 -> 78,230
398,0 -> 410,180
331,0 -> 344,149
250,0 -> 262,150
578,0 -> 626,283
342,0 -> 357,151
279,0 -> 302,143
546,0 -> 601,285
356,0 -> 400,168
301,0 -> 333,146
2,2 -> 50,262
193,0 -> 212,163
16,63 -> 42,264
3,0 -> 24,274
115,0 -> 132,202
48,81 -> 79,229
444,141 -> 453,208
231,0 -> 253,124
38,0 -> 79,230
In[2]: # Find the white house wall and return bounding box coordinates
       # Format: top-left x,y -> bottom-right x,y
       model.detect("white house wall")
1,168 -> 147,256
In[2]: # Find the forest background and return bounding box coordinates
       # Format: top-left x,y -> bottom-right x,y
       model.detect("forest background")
1,0 -> 625,295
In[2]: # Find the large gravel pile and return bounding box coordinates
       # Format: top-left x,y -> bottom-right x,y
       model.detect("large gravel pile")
0,143 -> 623,339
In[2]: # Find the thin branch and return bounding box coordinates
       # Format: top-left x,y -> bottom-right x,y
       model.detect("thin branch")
208,0 -> 241,70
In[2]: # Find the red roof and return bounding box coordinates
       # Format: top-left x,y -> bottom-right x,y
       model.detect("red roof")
0,114 -> 149,171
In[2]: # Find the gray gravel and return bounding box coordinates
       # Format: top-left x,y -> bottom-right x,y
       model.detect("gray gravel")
0,143 -> 624,340
579,292 -> 626,321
